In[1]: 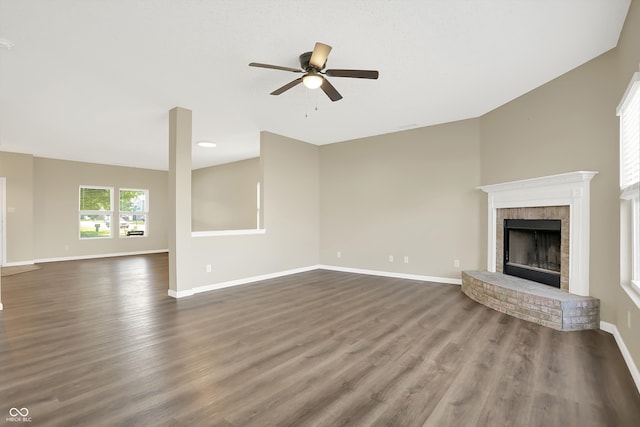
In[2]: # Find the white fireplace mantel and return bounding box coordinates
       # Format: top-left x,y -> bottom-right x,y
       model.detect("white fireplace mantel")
478,171 -> 598,296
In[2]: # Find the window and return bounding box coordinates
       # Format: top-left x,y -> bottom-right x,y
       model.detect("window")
618,71 -> 640,304
79,186 -> 149,239
119,188 -> 148,237
79,186 -> 113,239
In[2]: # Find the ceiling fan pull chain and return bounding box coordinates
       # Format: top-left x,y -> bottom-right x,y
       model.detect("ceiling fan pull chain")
305,89 -> 309,118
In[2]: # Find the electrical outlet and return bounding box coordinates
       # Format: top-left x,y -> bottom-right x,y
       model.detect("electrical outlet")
206,264 -> 212,273
337,251 -> 342,259
388,255 -> 394,263
404,256 -> 409,264
454,259 -> 460,268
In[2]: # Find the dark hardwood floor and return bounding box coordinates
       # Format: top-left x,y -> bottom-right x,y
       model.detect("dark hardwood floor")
0,253 -> 639,426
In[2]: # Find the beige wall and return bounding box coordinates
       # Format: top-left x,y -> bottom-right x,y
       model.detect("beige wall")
480,51 -> 619,316
32,157 -> 169,260
319,119 -> 484,278
187,132 -> 319,288
0,153 -> 169,264
0,151 -> 34,263
192,158 -> 260,231
614,0 -> 640,373
618,0 -> 640,83
480,0 -> 640,366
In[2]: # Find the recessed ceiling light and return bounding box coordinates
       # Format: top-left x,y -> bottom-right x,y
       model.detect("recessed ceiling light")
196,141 -> 216,148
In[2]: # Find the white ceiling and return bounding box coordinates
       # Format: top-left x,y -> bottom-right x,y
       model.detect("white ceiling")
0,0 -> 631,170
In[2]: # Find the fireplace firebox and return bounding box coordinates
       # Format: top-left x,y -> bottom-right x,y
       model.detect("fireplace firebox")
503,219 -> 561,288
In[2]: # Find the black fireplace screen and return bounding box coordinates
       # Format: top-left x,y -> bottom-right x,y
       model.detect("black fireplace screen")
503,219 -> 561,288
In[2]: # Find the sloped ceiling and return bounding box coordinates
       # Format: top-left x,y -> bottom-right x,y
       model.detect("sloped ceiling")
0,0 -> 631,170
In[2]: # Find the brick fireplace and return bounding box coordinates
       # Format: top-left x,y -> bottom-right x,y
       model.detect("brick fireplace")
461,171 -> 600,331
480,171 -> 597,296
497,206 -> 569,290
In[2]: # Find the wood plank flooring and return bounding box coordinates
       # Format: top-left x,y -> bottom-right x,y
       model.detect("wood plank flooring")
0,253 -> 639,426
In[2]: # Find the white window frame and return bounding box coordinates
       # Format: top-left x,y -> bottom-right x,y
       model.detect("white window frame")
79,185 -> 114,239
617,70 -> 640,307
622,185 -> 640,293
118,188 -> 149,238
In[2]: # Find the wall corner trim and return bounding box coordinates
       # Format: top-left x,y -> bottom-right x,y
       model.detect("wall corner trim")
600,320 -> 640,394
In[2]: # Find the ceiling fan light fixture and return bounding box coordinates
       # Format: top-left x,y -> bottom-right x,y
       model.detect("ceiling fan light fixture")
302,73 -> 323,90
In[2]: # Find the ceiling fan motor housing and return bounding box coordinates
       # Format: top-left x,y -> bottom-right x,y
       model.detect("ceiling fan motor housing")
299,51 -> 324,71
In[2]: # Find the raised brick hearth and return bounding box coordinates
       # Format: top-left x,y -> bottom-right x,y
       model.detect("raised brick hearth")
470,172 -> 601,330
462,270 -> 600,331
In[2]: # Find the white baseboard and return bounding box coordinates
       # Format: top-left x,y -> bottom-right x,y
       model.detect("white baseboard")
175,264 -> 460,299
0,302 -> 3,311
168,288 -> 194,299
191,265 -> 320,295
35,249 -> 168,264
600,320 -> 640,394
2,260 -> 35,267
318,264 -> 462,285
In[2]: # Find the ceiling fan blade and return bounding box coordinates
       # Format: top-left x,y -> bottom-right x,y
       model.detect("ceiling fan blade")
249,62 -> 302,73
309,42 -> 332,70
270,77 -> 303,95
325,69 -> 379,79
320,78 -> 343,102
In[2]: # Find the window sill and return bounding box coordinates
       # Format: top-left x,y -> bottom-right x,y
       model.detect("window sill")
622,280 -> 640,309
192,229 -> 266,238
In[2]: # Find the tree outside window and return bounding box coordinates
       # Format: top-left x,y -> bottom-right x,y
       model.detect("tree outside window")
79,186 -> 113,238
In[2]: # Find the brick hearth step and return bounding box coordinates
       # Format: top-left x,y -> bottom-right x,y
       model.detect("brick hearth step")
461,270 -> 600,331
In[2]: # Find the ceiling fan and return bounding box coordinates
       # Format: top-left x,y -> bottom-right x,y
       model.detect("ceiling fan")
249,42 -> 379,102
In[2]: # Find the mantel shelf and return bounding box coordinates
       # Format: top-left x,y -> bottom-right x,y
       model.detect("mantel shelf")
478,171 -> 598,194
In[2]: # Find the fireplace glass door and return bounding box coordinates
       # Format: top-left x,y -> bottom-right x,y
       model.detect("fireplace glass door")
504,219 -> 561,288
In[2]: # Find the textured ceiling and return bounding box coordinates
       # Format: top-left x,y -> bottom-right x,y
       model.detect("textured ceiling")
0,0 -> 631,170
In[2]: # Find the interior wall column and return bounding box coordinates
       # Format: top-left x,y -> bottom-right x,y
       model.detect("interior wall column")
168,107 -> 193,297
